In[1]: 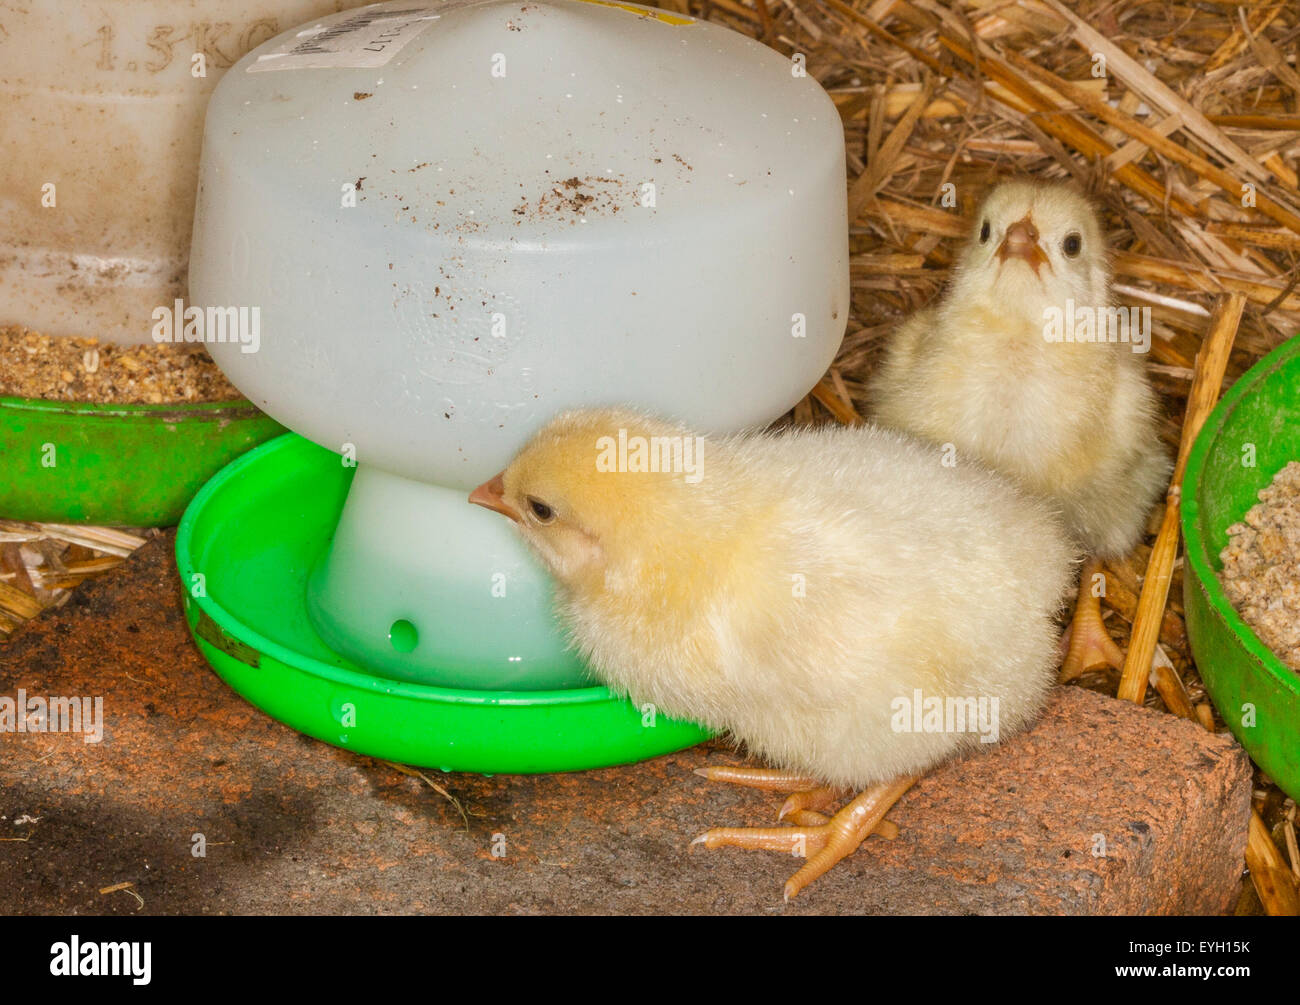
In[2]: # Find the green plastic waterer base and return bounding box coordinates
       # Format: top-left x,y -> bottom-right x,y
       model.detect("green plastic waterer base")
175,432 -> 713,773
0,394 -> 284,526
1183,332 -> 1300,802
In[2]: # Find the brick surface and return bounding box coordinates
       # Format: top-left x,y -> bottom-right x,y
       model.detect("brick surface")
0,534 -> 1252,914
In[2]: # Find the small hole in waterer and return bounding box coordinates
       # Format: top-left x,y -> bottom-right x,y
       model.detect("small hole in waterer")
388,619 -> 418,653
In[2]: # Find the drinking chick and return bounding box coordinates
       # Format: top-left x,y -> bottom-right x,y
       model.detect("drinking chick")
471,408 -> 1074,899
869,180 -> 1170,679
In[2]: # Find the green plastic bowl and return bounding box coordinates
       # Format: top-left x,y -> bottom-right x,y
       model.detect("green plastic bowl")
1183,333 -> 1300,801
0,394 -> 284,526
175,432 -> 713,773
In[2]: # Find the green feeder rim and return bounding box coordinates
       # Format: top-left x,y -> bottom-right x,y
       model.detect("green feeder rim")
175,432 -> 714,773
1181,331 -> 1300,799
0,391 -> 285,527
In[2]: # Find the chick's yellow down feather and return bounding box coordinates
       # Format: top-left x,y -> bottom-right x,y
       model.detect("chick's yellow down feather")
869,180 -> 1170,559
869,181 -> 1171,679
472,407 -> 1076,896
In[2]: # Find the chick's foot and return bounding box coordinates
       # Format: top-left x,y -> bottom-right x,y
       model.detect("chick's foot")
1059,558 -> 1125,681
692,766 -> 821,791
779,785 -> 845,820
774,809 -> 900,838
692,776 -> 916,900
695,764 -> 890,830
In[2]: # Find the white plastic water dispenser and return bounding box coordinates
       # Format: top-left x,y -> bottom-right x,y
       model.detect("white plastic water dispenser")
189,0 -> 848,689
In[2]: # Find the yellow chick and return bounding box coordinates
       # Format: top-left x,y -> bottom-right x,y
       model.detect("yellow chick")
471,408 -> 1074,899
869,180 -> 1170,679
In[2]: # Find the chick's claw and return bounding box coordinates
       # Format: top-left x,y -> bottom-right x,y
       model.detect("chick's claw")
692,766 -> 821,792
696,765 -> 889,835
1059,558 -> 1126,682
692,777 -> 916,901
778,785 -> 846,820
692,825 -> 831,856
771,808 -> 900,837
782,809 -> 831,826
782,778 -> 915,900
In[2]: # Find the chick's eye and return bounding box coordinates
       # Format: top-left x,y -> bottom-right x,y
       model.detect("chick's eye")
1063,232 -> 1082,257
527,497 -> 555,523
979,220 -> 991,244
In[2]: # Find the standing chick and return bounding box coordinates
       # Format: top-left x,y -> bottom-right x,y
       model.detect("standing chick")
471,408 -> 1074,899
869,180 -> 1170,679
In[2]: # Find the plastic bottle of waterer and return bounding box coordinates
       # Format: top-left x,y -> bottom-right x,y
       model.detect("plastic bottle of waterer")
189,0 -> 849,689
192,0 -> 849,484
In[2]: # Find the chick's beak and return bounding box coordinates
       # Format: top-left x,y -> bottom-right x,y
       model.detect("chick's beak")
996,215 -> 1049,274
469,472 -> 521,523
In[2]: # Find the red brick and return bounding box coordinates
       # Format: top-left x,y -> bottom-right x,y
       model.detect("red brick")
0,534 -> 1251,914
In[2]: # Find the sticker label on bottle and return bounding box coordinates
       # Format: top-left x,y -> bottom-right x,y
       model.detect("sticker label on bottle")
247,0 -> 695,73
247,3 -> 448,72
572,0 -> 695,25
